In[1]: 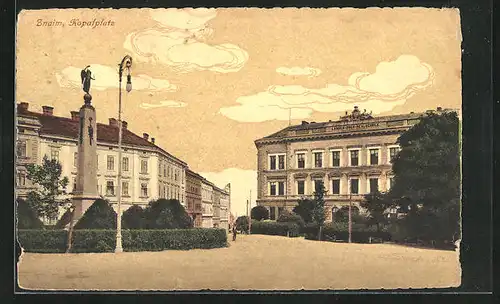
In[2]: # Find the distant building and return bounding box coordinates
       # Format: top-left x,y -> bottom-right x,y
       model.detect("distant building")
16,102 -> 189,223
201,180 -> 214,228
186,169 -> 203,227
254,106 -> 458,222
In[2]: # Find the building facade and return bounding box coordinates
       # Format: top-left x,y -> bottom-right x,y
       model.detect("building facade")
254,106 -> 453,222
201,180 -> 214,228
186,169 -> 203,227
16,102 -> 189,223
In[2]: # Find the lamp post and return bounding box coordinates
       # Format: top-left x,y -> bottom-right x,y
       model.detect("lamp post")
115,55 -> 132,253
348,193 -> 352,243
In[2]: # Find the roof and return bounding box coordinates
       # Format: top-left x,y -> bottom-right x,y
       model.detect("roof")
17,106 -> 187,166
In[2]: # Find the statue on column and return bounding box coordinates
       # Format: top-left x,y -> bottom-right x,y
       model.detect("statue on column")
81,65 -> 95,94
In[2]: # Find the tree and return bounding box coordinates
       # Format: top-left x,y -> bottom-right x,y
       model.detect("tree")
25,156 -> 70,221
235,216 -> 249,232
251,205 -> 269,221
292,198 -> 315,223
389,111 -> 461,243
334,206 -> 362,223
122,205 -> 146,229
277,209 -> 305,228
311,182 -> 327,240
16,198 -> 44,229
360,191 -> 391,232
74,199 -> 117,229
143,199 -> 193,229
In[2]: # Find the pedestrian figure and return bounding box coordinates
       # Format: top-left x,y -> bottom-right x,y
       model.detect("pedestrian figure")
232,226 -> 237,241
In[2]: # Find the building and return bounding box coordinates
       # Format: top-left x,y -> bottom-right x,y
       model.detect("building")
254,106 -> 456,222
186,169 -> 203,227
16,102 -> 188,223
201,179 -> 214,228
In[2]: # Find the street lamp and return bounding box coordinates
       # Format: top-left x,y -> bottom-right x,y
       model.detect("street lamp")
115,55 -> 132,253
348,193 -> 352,243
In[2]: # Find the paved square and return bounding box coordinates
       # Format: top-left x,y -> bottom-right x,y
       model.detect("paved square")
17,235 -> 460,290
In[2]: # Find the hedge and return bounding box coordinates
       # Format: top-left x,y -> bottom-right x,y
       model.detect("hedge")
17,228 -> 228,253
303,222 -> 392,243
251,221 -> 300,237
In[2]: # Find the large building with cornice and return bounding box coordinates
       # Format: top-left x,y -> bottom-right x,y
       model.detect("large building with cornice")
254,106 -> 456,222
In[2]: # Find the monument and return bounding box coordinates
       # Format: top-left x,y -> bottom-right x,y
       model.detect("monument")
72,66 -> 99,221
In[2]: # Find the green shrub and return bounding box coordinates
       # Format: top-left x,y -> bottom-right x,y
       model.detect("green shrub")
17,229 -> 67,253
55,209 -> 73,229
74,199 -> 117,229
251,205 -> 269,221
251,221 -> 300,237
277,210 -> 305,228
235,216 -> 249,232
17,198 -> 44,229
122,205 -> 146,229
17,228 -> 227,253
304,222 -> 392,243
143,199 -> 193,229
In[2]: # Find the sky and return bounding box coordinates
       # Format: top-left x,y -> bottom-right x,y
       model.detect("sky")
16,8 -> 462,216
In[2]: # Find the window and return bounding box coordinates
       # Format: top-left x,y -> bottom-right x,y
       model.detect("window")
122,181 -> 129,196
269,182 -> 277,196
369,149 -> 379,165
314,180 -> 324,193
278,181 -> 285,196
17,141 -> 27,157
369,178 -> 379,193
297,180 -> 305,195
350,178 -> 359,194
313,152 -> 323,168
278,207 -> 284,218
141,160 -> 148,174
163,166 -> 167,177
17,173 -> 26,186
72,152 -> 77,167
389,147 -> 400,162
141,183 -> 148,197
278,155 -> 285,170
107,155 -> 114,171
50,149 -> 59,161
167,187 -> 170,198
350,150 -> 359,166
269,155 -> 277,170
174,170 -> 178,181
72,177 -> 76,192
106,181 -> 115,196
97,155 -> 99,167
331,151 -> 341,167
158,185 -> 161,197
332,179 -> 340,194
122,157 -> 129,172
269,207 -> 276,220
297,153 -> 305,168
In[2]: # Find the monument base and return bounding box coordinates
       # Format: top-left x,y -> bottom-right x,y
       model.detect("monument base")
72,195 -> 99,223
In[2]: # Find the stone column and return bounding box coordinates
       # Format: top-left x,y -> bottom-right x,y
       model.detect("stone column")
72,93 -> 99,222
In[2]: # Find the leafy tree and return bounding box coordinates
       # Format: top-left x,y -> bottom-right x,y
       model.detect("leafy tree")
277,209 -> 305,228
16,198 -> 44,229
235,216 -> 249,232
144,199 -> 193,229
311,182 -> 327,240
292,198 -> 315,223
334,206 -> 363,223
251,205 -> 269,221
360,191 -> 392,232
25,156 -> 70,220
74,199 -> 117,229
389,111 -> 460,243
122,205 -> 146,229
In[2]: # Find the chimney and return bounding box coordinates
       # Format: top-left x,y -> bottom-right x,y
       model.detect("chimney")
143,133 -> 149,140
109,118 -> 118,127
70,111 -> 80,121
122,121 -> 128,130
42,106 -> 54,116
151,138 -> 155,144
18,102 -> 29,112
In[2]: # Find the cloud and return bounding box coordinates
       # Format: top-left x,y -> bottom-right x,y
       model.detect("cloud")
220,55 -> 435,122
139,100 -> 187,109
123,8 -> 249,73
56,65 -> 178,92
276,66 -> 322,78
198,168 -> 257,218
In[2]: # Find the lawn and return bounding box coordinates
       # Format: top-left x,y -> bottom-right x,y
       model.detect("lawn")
17,234 -> 461,290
